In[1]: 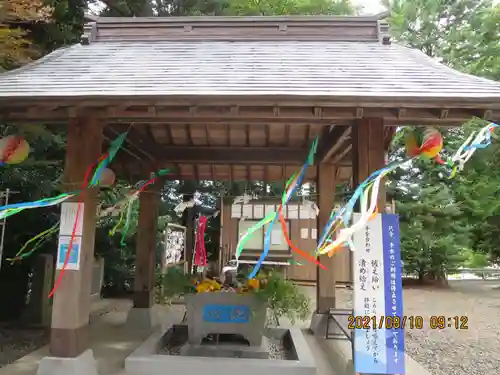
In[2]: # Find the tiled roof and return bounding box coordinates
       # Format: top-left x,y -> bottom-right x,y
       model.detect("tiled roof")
0,39 -> 499,101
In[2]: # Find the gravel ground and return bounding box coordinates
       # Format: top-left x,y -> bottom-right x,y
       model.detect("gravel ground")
0,300 -> 125,368
334,281 -> 500,375
159,331 -> 292,360
0,327 -> 48,368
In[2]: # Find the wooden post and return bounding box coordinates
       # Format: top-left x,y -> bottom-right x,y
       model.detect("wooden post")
352,118 -> 386,209
133,182 -> 161,309
316,164 -> 336,313
49,116 -> 102,358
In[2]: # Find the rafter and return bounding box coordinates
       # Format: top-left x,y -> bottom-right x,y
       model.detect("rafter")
315,125 -> 351,164
139,146 -> 308,164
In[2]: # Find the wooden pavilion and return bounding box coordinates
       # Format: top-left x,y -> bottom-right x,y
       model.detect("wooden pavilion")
0,15 -> 499,374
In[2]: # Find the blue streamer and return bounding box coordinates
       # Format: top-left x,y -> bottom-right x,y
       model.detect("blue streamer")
249,158 -> 310,278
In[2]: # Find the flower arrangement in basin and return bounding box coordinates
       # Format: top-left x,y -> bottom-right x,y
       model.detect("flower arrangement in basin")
159,266 -> 310,325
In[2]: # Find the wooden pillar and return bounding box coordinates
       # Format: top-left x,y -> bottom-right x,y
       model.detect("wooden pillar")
133,182 -> 161,309
50,116 -> 102,358
352,118 -> 386,208
316,164 -> 336,313
351,118 -> 386,285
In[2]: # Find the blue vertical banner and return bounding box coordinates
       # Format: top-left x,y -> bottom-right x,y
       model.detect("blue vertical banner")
381,214 -> 405,374
352,213 -> 405,374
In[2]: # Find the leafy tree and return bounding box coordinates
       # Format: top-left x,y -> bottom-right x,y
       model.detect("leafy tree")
397,183 -> 471,282
384,0 -> 500,279
97,0 -> 358,16
0,0 -> 52,70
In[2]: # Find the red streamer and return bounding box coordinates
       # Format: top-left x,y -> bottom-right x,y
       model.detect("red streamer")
48,154 -> 108,298
277,205 -> 327,270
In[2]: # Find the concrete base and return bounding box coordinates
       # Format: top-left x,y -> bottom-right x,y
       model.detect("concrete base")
309,313 -> 328,335
181,337 -> 270,359
309,312 -> 350,339
322,339 -> 433,375
36,349 -> 98,375
126,307 -> 160,331
125,325 -> 316,375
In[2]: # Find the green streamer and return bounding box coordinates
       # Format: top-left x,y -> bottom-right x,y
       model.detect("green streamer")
120,200 -> 135,246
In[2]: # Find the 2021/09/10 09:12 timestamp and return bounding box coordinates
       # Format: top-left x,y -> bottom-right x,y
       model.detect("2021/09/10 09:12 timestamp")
347,315 -> 469,330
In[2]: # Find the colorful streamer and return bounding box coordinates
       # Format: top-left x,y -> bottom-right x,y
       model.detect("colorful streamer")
244,137 -> 319,279
316,122 -> 499,257
120,199 -> 135,246
7,221 -> 60,262
90,132 -> 128,186
448,122 -> 499,177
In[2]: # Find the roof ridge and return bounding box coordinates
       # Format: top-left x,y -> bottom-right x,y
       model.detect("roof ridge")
84,15 -> 387,44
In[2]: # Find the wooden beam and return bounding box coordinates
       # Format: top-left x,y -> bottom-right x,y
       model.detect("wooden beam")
1,104 -> 487,127
146,146 -> 309,164
332,143 -> 352,164
315,125 -> 351,164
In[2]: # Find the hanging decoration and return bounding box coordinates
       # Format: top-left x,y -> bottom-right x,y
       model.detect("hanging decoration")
0,135 -> 30,165
239,137 -> 325,279
105,168 -> 170,244
6,221 -> 60,263
448,122 -> 499,177
98,168 -> 116,187
193,215 -> 208,267
316,122 -> 499,258
89,131 -> 129,186
405,127 -> 444,163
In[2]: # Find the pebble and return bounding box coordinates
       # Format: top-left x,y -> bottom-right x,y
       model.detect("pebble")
159,333 -> 292,360
334,281 -> 500,375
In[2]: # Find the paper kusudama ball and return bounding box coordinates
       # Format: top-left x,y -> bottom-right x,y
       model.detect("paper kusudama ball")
405,127 -> 443,159
99,168 -> 116,187
0,135 -> 30,164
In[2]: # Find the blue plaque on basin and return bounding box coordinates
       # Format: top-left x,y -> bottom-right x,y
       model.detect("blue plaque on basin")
203,304 -> 250,323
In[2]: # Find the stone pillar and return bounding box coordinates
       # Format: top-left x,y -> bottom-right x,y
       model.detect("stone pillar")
126,181 -> 161,331
37,116 -> 103,375
310,164 -> 336,334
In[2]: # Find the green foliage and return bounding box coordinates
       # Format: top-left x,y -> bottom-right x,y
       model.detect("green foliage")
383,0 -> 500,281
159,267 -> 310,323
397,183 -> 471,280
157,266 -> 196,302
252,271 -> 310,324
99,0 -> 358,16
463,251 -> 490,269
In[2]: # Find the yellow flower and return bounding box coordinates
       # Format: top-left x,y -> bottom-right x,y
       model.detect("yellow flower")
248,278 -> 260,290
196,284 -> 209,293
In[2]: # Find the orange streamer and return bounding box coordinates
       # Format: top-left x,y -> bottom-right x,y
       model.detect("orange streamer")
277,205 -> 327,270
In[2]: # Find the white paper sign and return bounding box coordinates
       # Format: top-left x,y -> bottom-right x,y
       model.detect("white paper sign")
271,228 -> 283,245
253,204 -> 264,219
300,228 -> 309,239
59,202 -> 84,236
287,204 -> 299,219
265,204 -> 275,216
299,205 -> 310,219
231,204 -> 242,218
242,204 -> 253,219
56,235 -> 82,270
